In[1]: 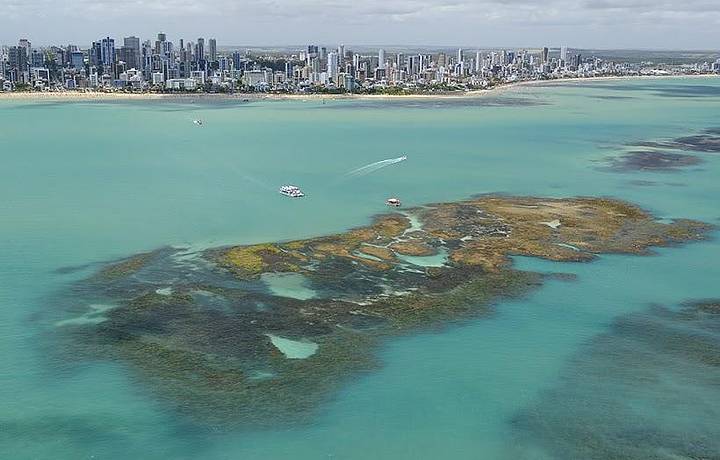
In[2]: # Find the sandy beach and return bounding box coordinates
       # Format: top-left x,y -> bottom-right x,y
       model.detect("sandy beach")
0,73 -> 716,102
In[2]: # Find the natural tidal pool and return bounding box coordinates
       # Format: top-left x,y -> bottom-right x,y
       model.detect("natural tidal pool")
1,76 -> 720,459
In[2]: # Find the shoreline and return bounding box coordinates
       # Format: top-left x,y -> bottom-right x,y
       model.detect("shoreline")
0,73 -> 716,102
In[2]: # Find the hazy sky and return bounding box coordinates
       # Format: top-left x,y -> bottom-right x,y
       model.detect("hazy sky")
2,0 -> 719,49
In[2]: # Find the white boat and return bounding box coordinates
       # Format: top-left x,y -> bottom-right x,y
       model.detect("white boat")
193,119 -> 203,126
279,185 -> 305,198
386,198 -> 401,207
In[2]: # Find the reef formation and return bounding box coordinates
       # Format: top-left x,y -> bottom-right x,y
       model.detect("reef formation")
511,299 -> 720,459
600,150 -> 703,172
600,126 -> 720,174
636,127 -> 720,153
56,195 -> 712,427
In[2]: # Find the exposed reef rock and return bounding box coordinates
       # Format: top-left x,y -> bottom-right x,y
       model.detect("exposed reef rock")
56,196 -> 713,427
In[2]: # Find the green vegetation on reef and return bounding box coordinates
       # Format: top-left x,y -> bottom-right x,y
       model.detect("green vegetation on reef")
94,252 -> 156,280
57,195 -> 713,427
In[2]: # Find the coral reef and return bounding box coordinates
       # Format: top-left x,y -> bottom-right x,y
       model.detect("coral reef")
57,195 -> 713,427
511,299 -> 720,459
600,150 -> 703,172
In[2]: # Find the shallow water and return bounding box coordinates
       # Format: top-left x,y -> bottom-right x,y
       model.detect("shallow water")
1,77 -> 720,458
261,272 -> 318,300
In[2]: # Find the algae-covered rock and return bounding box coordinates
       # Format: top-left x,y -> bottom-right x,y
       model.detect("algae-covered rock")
57,195 -> 713,427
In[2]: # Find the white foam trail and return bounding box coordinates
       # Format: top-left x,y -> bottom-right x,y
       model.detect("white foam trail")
238,174 -> 274,192
345,156 -> 406,177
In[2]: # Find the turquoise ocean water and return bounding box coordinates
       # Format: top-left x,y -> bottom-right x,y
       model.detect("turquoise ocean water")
1,77 -> 719,458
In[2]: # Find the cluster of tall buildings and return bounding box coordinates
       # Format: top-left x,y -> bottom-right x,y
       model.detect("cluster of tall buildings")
1,35 -> 719,93
0,34 -> 228,91
293,44 -> 593,89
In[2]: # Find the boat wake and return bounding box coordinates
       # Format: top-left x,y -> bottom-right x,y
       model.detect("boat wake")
344,156 -> 407,178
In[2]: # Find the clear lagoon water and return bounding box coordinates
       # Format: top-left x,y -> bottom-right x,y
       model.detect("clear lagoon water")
1,77 -> 719,458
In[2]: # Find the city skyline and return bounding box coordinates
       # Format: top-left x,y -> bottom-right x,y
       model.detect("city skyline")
2,0 -> 720,50
2,30 -> 717,95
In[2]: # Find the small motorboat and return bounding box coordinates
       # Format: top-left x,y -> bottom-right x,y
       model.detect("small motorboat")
193,119 -> 203,126
279,185 -> 305,198
386,198 -> 401,207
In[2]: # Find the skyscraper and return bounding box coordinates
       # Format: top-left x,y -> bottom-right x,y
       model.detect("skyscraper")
560,45 -> 568,63
90,41 -> 102,67
208,39 -> 217,62
437,52 -> 447,68
456,48 -> 464,76
70,51 -> 84,69
18,39 -> 31,58
285,61 -> 294,78
100,37 -> 115,67
8,46 -> 28,72
123,36 -> 141,69
196,38 -> 205,62
541,47 -> 549,65
124,36 -> 140,52
327,51 -> 339,81
155,33 -> 166,56
232,51 -> 243,71
30,50 -> 44,68
378,49 -> 386,69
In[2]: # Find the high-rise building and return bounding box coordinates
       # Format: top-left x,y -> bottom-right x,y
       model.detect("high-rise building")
141,40 -> 153,78
231,51 -> 243,71
285,61 -> 294,78
407,55 -> 421,76
154,33 -> 166,55
161,40 -> 173,58
8,46 -> 28,72
70,51 -> 84,69
378,49 -> 386,69
122,37 -> 141,69
560,45 -> 568,63
124,36 -> 140,52
100,37 -> 115,67
30,50 -> 44,68
18,39 -> 31,58
196,38 -> 205,62
119,46 -> 139,70
456,49 -> 465,76
208,39 -> 217,62
327,51 -> 339,81
307,45 -> 318,66
541,47 -> 549,65
89,41 -> 102,67
437,52 -> 447,68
